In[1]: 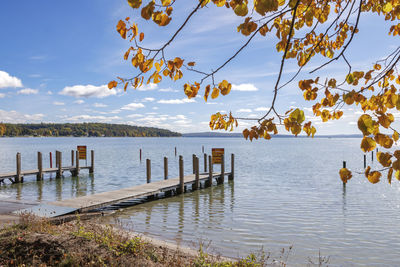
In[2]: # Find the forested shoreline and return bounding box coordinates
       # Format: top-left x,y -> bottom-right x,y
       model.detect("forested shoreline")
0,123 -> 181,137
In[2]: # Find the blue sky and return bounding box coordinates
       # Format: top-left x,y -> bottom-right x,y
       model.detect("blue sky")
0,1 -> 398,134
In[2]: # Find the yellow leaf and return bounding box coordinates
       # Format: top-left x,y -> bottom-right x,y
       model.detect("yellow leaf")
211,87 -> 219,99
339,168 -> 352,184
394,131 -> 399,142
367,171 -> 381,184
377,152 -> 392,167
383,2 -> 393,13
234,2 -> 248,16
374,133 -> 393,149
360,137 -> 376,153
188,61 -> 196,67
127,0 -> 142,9
396,170 -> 400,181
108,80 -> 118,89
204,85 -> 210,102
357,114 -> 376,136
392,160 -> 400,171
124,82 -> 128,91
139,32 -> 144,42
289,108 -> 305,124
388,168 -> 393,184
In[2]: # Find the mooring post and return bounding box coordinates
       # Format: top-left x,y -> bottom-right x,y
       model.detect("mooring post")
207,155 -> 212,187
49,152 -> 53,168
175,147 -> 177,157
71,150 -> 74,166
219,154 -> 225,184
140,149 -> 142,162
202,146 -> 204,153
363,154 -> 366,169
229,154 -> 235,180
164,157 -> 168,180
15,153 -> 22,183
75,150 -> 80,176
371,151 -> 374,162
146,159 -> 151,183
343,161 -> 346,188
55,151 -> 59,168
178,155 -> 184,194
194,156 -> 200,190
56,151 -> 62,178
192,154 -> 196,174
204,153 -> 207,173
89,150 -> 94,173
37,151 -> 43,181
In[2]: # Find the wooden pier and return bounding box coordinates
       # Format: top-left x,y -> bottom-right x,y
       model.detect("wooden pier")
0,150 -> 94,184
15,153 -> 235,217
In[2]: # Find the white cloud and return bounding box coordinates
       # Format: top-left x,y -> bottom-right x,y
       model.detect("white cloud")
93,103 -> 108,108
237,108 -> 252,113
255,107 -> 269,112
0,109 -> 44,123
17,88 -> 38,95
121,103 -> 145,110
74,100 -> 85,104
159,88 -> 179,92
126,114 -> 144,118
47,91 -> 53,95
0,93 -> 5,98
53,101 -> 65,106
157,98 -> 196,104
143,97 -> 155,102
136,83 -> 157,91
60,84 -> 117,98
0,71 -> 23,89
66,115 -> 120,122
232,83 -> 259,91
152,107 -> 159,110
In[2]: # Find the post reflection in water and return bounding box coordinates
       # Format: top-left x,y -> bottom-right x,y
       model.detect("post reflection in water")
55,177 -> 62,201
36,180 -> 43,202
16,182 -> 22,201
229,180 -> 235,213
145,204 -> 152,231
90,174 -> 95,194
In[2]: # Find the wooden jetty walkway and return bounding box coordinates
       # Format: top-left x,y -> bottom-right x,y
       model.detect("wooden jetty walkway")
15,153 -> 235,217
0,150 -> 94,184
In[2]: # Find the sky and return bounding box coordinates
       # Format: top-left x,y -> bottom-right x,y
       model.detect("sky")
0,0 -> 398,134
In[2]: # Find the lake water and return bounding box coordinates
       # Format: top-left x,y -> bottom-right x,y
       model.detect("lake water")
0,137 -> 399,266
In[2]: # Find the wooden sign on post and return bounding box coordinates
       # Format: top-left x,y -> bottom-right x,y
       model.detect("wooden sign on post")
77,146 -> 87,160
212,148 -> 224,164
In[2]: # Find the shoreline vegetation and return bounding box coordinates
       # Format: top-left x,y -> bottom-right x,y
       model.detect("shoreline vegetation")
0,123 -> 181,138
0,214 -> 297,266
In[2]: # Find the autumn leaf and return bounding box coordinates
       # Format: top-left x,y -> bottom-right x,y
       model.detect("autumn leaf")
360,137 -> 376,152
127,0 -> 142,9
339,168 -> 352,184
108,81 -> 118,89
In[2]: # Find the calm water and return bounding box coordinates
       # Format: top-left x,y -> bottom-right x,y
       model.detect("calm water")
0,137 -> 399,266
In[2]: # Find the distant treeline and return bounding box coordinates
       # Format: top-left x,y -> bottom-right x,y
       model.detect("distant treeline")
0,123 -> 181,137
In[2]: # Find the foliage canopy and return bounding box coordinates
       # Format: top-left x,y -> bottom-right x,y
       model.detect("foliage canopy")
111,0 -> 400,184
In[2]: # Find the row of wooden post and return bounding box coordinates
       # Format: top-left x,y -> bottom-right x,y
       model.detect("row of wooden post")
145,153 -> 234,194
14,150 -> 94,183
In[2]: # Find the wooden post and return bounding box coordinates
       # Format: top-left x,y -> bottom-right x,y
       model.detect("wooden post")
175,147 -> 177,157
194,156 -> 200,190
49,152 -> 53,168
343,161 -> 346,188
89,150 -> 94,173
204,153 -> 207,173
15,153 -> 22,183
146,159 -> 151,183
71,150 -> 74,166
55,151 -> 59,168
229,154 -> 235,180
202,146 -> 204,153
371,151 -> 374,162
178,156 -> 184,194
164,157 -> 168,180
140,149 -> 142,161
219,154 -> 225,184
37,152 -> 43,181
207,155 -> 212,187
363,154 -> 366,169
75,150 -> 80,176
192,154 -> 196,174
56,151 -> 62,178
